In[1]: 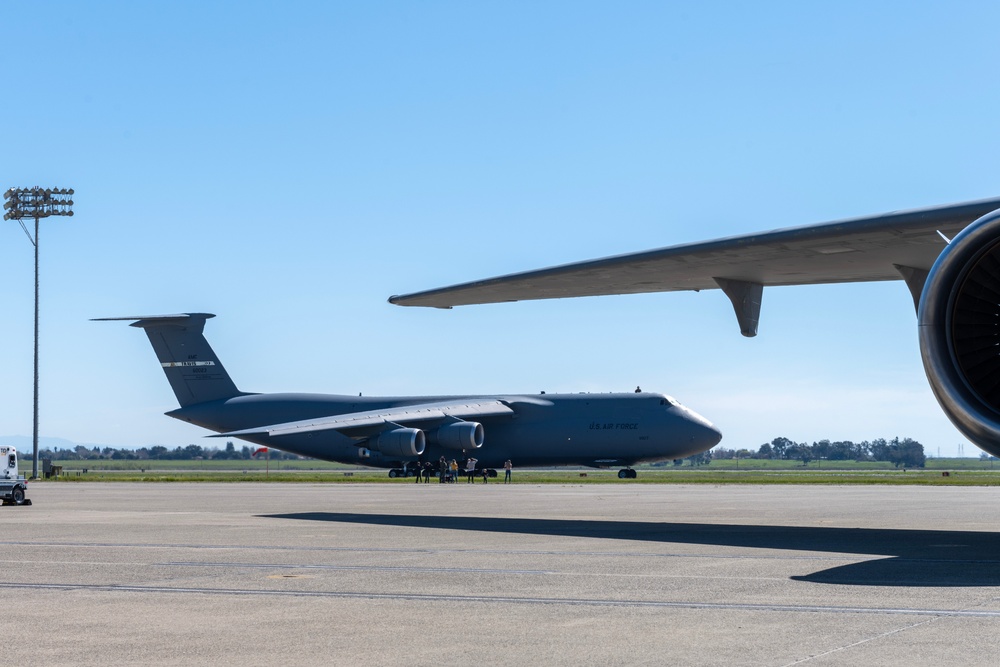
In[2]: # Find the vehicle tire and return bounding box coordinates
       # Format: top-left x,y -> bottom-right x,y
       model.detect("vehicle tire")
487,469 -> 498,478
11,486 -> 25,505
618,469 -> 628,479
628,469 -> 638,479
388,469 -> 399,479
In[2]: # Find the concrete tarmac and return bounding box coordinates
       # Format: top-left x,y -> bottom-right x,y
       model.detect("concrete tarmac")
3,481 -> 1000,666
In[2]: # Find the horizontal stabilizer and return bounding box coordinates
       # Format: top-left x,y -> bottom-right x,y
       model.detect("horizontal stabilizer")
92,313 -> 215,328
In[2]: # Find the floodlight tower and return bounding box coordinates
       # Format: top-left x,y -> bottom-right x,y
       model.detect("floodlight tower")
4,187 -> 74,479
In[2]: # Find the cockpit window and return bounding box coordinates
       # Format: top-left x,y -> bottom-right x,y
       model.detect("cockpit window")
661,396 -> 680,407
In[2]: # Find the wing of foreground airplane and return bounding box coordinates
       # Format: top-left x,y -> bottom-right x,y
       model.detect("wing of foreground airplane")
389,196 -> 1000,335
212,398 -> 515,440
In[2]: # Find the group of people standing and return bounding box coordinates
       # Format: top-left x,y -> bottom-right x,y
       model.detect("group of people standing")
412,457 -> 513,483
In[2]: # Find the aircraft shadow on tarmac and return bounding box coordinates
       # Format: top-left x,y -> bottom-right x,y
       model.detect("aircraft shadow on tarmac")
263,513 -> 1000,588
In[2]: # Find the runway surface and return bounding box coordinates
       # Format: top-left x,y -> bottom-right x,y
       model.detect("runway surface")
3,482 -> 1000,665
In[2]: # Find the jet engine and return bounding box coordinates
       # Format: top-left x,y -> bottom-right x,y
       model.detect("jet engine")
367,428 -> 426,458
428,421 -> 484,451
919,207 -> 1000,457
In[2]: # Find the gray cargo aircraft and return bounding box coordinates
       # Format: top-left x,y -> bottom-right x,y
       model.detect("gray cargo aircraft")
96,314 -> 721,477
389,196 -> 1000,459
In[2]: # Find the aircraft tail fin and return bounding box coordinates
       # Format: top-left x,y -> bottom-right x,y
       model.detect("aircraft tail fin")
94,313 -> 244,407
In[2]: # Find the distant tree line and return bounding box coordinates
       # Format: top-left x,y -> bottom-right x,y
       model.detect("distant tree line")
40,435 -> 928,469
39,441 -> 301,461
675,436 -> 927,468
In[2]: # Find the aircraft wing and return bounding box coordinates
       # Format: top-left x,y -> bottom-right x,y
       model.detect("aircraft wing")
388,196 -> 1000,309
211,398 -> 514,440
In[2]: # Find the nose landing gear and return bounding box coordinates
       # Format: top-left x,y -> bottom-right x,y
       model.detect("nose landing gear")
617,468 -> 637,479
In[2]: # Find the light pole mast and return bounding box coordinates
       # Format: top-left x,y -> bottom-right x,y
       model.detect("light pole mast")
4,187 -> 74,479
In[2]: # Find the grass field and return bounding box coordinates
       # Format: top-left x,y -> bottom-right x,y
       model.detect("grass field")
27,457 -> 1000,486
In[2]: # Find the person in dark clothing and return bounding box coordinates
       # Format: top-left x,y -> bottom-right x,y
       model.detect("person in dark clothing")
414,461 -> 422,483
481,467 -> 489,483
438,456 -> 448,483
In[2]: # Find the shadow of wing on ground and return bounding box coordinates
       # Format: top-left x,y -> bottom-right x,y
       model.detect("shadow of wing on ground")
263,512 -> 1000,587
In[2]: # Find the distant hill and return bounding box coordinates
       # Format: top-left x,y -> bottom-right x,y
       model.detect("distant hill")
0,435 -> 114,452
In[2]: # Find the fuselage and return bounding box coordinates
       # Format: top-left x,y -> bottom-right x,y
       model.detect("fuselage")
169,391 -> 721,469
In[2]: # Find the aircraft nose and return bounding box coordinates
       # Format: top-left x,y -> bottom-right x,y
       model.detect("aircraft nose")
685,408 -> 722,448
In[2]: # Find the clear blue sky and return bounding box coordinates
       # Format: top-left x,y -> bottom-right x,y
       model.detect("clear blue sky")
3,1 -> 1000,456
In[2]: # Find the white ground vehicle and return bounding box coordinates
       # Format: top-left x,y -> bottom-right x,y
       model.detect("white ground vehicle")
1,446 -> 31,506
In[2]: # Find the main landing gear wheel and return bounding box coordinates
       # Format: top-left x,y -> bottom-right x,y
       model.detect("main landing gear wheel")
388,469 -> 400,479
618,469 -> 637,479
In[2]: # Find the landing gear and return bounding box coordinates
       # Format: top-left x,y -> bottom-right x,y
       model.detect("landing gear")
617,468 -> 637,479
388,466 -> 422,478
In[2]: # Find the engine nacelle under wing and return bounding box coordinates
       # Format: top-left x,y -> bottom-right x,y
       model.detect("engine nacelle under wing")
429,421 -> 484,451
367,428 -> 426,458
919,207 -> 1000,457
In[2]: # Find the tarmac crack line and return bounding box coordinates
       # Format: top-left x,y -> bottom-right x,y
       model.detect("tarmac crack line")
779,617 -> 941,666
161,561 -> 552,575
159,561 -> 790,580
0,540 -> 929,564
3,581 -> 1000,617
